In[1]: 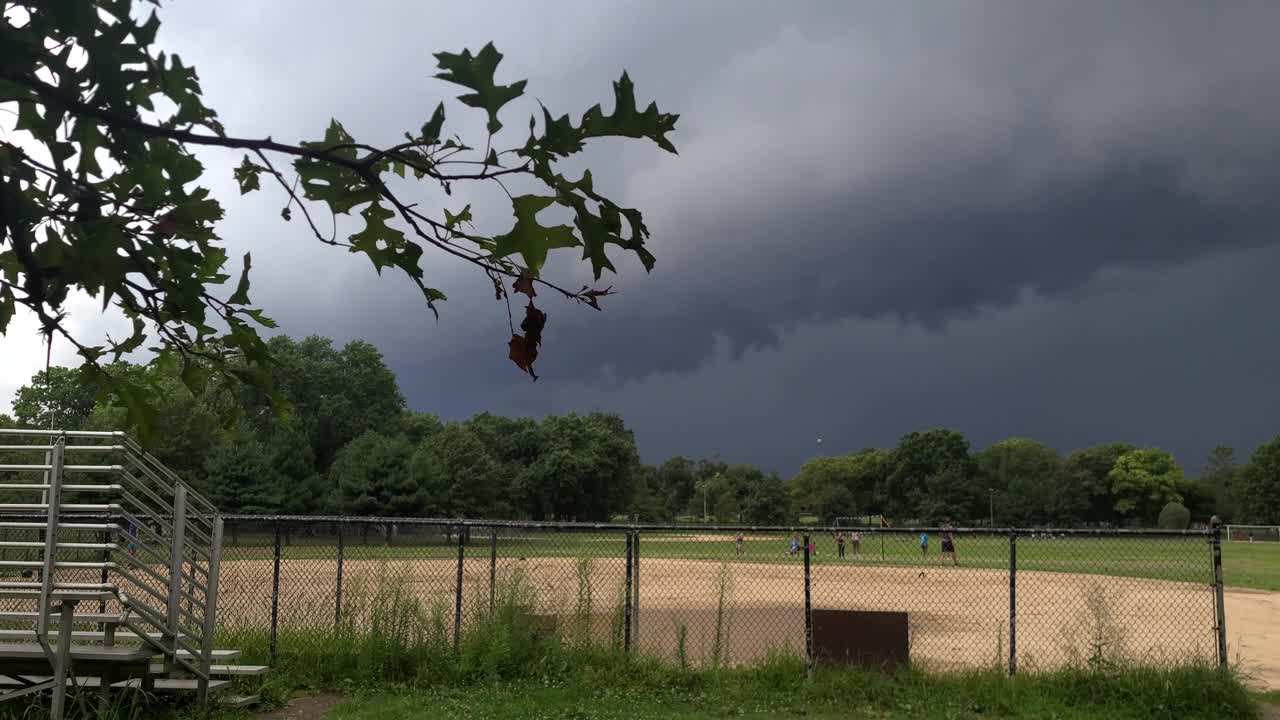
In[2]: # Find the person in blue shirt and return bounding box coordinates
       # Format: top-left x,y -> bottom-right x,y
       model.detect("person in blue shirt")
919,531 -> 929,559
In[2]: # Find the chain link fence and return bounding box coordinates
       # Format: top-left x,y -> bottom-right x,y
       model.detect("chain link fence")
215,517 -> 1227,675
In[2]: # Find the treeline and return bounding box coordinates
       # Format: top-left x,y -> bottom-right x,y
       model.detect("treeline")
788,434 -> 1278,529
3,335 -> 1278,527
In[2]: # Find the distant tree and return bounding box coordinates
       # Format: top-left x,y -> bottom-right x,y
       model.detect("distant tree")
11,366 -> 100,429
652,457 -> 699,519
250,336 -> 405,470
1197,445 -> 1241,521
739,472 -> 789,525
1061,443 -> 1136,525
1238,436 -> 1280,524
409,422 -> 507,518
975,438 -> 1064,525
389,412 -> 445,445
328,431 -> 418,516
627,465 -> 669,522
1156,501 -> 1191,530
1108,448 -> 1184,525
199,428 -> 281,514
886,430 -> 976,522
788,450 -> 889,522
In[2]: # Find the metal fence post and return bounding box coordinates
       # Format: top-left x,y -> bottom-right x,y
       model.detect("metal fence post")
1008,530 -> 1017,676
270,521 -> 281,666
1210,517 -> 1228,670
454,526 -> 465,651
632,529 -> 641,646
489,527 -> 497,613
803,533 -> 813,680
335,522 -> 345,632
624,532 -> 634,653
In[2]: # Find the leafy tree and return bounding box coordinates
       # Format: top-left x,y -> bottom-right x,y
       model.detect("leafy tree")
198,428 -> 279,514
10,366 -> 99,429
1108,448 -> 1184,524
1061,443 -> 1136,525
653,457 -> 700,519
975,438 -> 1064,525
1,3 -> 677,433
409,422 -> 507,518
1238,436 -> 1280,524
329,431 -> 418,516
522,413 -> 638,520
788,450 -> 889,522
248,336 -> 405,469
1156,502 -> 1191,530
738,472 -> 789,525
885,430 -> 976,522
627,465 -> 669,522
1198,445 -> 1241,521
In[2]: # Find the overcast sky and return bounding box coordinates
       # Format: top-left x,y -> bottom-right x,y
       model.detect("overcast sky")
4,1 -> 1280,475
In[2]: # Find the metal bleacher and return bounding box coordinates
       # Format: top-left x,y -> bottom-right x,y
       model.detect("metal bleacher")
0,429 -> 263,717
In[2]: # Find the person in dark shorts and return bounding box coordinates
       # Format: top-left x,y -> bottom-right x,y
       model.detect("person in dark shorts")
919,531 -> 929,559
941,523 -> 958,566
836,531 -> 846,559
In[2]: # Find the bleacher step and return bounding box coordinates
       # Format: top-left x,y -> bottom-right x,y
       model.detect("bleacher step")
149,663 -> 268,676
0,676 -> 232,693
223,694 -> 261,708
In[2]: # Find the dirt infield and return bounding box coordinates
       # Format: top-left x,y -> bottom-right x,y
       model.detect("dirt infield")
216,556 -> 1280,689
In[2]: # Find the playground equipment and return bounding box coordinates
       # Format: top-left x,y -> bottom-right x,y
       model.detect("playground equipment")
0,429 -> 263,717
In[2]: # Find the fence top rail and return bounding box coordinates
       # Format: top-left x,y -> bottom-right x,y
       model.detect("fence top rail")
0,429 -> 124,439
219,514 -> 1217,538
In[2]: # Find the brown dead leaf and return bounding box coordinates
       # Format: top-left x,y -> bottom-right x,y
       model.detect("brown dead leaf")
509,302 -> 547,380
520,301 -> 547,343
513,271 -> 537,298
153,213 -> 178,239
578,285 -> 614,311
508,334 -> 538,380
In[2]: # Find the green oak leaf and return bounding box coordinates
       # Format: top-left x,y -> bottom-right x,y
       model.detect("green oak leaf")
234,154 -> 263,194
349,201 -> 407,274
579,72 -> 679,153
228,252 -> 252,304
421,102 -> 446,143
0,285 -> 13,334
296,119 -> 380,214
434,43 -> 527,134
444,204 -> 472,230
491,195 -> 578,274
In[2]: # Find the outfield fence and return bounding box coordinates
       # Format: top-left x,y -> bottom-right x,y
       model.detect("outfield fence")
211,516 -> 1229,676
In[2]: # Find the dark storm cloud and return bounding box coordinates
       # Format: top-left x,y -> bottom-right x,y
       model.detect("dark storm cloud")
130,1 -> 1280,474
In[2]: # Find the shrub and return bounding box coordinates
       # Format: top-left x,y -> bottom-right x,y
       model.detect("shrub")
1157,502 -> 1191,530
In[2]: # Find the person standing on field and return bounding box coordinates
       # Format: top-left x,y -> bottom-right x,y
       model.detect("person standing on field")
836,531 -> 846,559
919,531 -> 929,559
788,533 -> 800,556
941,523 -> 958,566
735,531 -> 745,557
851,530 -> 862,556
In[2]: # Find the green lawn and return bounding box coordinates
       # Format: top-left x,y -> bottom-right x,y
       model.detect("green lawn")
321,665 -> 1260,720
221,531 -> 1280,591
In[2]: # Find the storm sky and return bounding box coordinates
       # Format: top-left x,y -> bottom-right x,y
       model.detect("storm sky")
4,1 -> 1280,474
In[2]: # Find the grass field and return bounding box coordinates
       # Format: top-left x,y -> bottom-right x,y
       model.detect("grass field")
313,655 -> 1262,720
221,530 -> 1280,591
